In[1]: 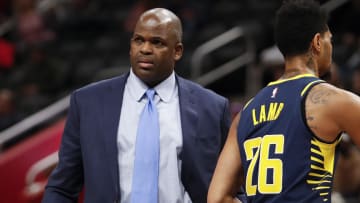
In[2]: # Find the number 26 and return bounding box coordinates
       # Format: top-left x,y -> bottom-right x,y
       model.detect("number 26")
244,134 -> 284,196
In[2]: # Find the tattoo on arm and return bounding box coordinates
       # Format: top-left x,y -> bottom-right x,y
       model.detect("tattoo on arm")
306,87 -> 338,133
307,115 -> 314,121
306,114 -> 317,131
308,125 -> 318,131
309,89 -> 337,105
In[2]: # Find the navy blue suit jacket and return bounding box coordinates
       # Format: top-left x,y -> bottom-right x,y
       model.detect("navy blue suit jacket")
42,73 -> 231,203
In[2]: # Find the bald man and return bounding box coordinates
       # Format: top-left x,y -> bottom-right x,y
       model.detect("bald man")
42,8 -> 231,203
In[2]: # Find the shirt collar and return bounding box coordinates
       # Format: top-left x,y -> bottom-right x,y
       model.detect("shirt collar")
128,69 -> 177,103
154,71 -> 177,103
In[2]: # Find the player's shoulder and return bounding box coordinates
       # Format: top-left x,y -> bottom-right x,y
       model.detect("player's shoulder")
307,82 -> 360,111
309,82 -> 353,101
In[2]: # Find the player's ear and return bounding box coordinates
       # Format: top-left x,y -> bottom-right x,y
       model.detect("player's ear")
310,33 -> 321,54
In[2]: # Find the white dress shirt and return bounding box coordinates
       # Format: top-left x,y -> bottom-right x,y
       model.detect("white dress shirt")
117,69 -> 192,203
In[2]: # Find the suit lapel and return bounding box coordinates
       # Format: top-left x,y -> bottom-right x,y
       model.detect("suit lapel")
177,76 -> 199,197
101,73 -> 128,196
177,76 -> 199,159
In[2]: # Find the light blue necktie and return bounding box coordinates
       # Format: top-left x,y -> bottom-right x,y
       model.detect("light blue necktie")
131,89 -> 160,203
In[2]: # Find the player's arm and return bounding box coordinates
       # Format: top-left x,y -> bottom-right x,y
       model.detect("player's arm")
307,83 -> 360,146
208,113 -> 244,203
333,88 -> 360,147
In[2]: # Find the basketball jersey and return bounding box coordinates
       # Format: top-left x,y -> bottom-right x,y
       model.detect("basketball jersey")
237,74 -> 341,202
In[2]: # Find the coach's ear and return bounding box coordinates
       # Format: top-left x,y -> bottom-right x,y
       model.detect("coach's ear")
174,42 -> 183,61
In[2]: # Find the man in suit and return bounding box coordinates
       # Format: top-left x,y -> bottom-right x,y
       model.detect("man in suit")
42,8 -> 231,203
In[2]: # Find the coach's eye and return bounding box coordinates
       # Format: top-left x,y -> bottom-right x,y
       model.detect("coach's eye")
132,37 -> 144,44
152,39 -> 164,47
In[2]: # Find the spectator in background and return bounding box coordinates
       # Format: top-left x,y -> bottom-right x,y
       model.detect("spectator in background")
17,45 -> 69,95
259,45 -> 284,87
329,0 -> 360,36
321,63 -> 344,89
8,44 -> 68,115
163,0 -> 206,41
13,0 -> 55,46
123,0 -> 161,32
0,1 -> 19,87
0,37 -> 15,73
346,37 -> 360,71
0,0 -> 12,23
0,37 -> 15,93
0,88 -> 22,130
333,32 -> 358,69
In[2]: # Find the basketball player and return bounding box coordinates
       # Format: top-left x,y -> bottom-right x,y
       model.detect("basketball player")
208,0 -> 360,202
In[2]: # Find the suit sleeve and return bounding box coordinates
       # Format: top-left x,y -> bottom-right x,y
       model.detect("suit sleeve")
221,98 -> 231,149
42,92 -> 84,203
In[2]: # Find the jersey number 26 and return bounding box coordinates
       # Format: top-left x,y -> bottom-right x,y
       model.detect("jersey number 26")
244,134 -> 284,196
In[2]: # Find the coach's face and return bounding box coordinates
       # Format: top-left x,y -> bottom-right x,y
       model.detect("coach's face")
130,11 -> 183,87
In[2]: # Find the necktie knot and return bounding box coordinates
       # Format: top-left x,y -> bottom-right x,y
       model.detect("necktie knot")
145,89 -> 156,101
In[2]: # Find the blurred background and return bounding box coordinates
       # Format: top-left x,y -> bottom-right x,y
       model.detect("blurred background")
0,0 -> 359,202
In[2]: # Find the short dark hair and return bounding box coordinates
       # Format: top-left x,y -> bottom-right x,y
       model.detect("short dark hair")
274,0 -> 329,57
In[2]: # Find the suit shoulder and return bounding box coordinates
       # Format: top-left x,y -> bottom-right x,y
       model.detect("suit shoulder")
73,73 -> 128,96
178,76 -> 227,102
